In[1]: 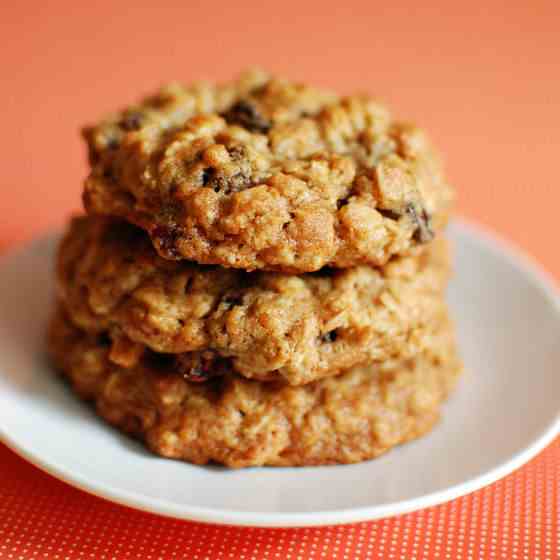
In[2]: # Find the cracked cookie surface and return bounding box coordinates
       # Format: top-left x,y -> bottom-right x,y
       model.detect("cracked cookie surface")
48,308 -> 462,468
56,216 -> 451,386
83,69 -> 453,272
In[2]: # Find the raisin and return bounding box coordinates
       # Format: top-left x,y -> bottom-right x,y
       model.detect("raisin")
222,100 -> 271,133
87,147 -> 100,166
406,204 -> 434,243
97,333 -> 112,347
201,167 -> 231,192
175,352 -> 230,383
337,197 -> 350,210
145,350 -> 175,372
309,267 -> 336,278
210,174 -> 230,193
106,137 -> 120,150
152,224 -> 182,259
202,167 -> 252,194
183,367 -> 210,382
183,276 -> 193,294
321,330 -> 339,343
222,294 -> 243,308
378,208 -> 401,221
119,111 -> 144,131
201,145 -> 254,193
201,168 -> 213,186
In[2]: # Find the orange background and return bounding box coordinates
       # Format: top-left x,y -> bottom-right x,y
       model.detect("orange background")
2,1 -> 560,558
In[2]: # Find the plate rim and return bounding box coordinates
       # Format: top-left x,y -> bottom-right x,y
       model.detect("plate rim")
1,218 -> 560,528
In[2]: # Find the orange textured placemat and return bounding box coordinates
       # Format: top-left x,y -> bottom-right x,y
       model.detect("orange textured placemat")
0,439 -> 558,559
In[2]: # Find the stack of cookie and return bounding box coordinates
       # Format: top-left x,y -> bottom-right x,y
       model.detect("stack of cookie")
48,70 -> 462,468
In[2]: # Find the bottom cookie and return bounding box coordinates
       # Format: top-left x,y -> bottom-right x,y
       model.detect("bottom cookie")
48,308 -> 462,468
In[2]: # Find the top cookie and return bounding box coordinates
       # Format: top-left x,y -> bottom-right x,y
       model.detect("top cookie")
83,69 -> 453,272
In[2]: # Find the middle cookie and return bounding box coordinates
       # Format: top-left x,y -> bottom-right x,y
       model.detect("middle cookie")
56,216 -> 451,386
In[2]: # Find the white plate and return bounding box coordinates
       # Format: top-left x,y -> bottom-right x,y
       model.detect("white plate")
1,220 -> 560,528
